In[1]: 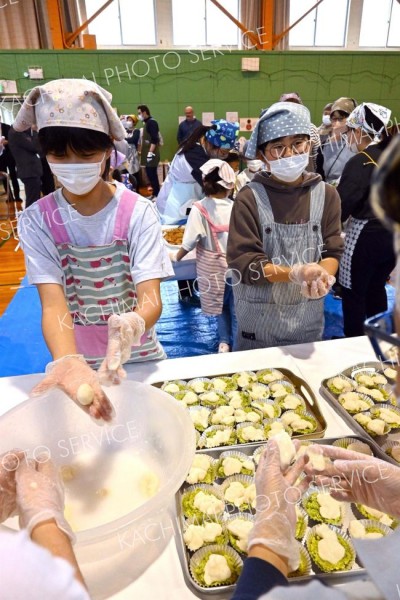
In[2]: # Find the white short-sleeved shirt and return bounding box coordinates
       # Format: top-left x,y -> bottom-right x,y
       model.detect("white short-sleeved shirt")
182,196 -> 233,255
18,185 -> 174,288
0,530 -> 90,600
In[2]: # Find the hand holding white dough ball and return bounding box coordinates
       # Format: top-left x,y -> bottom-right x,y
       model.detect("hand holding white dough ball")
77,383 -> 95,406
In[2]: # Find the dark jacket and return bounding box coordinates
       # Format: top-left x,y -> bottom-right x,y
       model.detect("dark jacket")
8,127 -> 43,180
177,118 -> 202,144
0,122 -> 16,171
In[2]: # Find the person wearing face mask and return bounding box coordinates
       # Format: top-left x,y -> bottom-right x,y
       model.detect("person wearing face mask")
227,102 -> 343,349
337,102 -> 396,338
234,142 -> 264,197
8,125 -> 43,207
318,102 -> 333,140
317,97 -> 357,185
16,79 -> 174,422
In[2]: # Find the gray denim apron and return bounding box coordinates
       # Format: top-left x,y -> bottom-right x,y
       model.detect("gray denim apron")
233,181 -> 326,350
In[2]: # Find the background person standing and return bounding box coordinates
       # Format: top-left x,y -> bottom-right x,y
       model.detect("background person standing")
8,125 -> 43,208
137,104 -> 160,199
177,106 -> 202,145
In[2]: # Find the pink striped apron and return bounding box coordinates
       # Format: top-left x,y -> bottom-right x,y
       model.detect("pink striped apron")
38,190 -> 166,368
193,201 -> 229,316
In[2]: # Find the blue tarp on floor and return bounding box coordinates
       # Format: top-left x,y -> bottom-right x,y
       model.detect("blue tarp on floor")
0,278 -> 394,377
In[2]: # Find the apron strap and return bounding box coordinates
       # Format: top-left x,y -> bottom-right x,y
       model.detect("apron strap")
37,193 -> 71,244
359,150 -> 379,167
247,181 -> 274,223
192,201 -> 228,253
112,189 -> 139,240
309,181 -> 325,223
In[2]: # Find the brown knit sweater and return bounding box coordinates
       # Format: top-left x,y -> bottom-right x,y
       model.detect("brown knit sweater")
227,171 -> 343,286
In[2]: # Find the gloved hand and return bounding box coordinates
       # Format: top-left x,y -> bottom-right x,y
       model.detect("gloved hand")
16,455 -> 75,543
98,312 -> 145,384
248,439 -> 309,571
289,263 -> 335,299
31,354 -> 114,422
0,450 -> 26,522
147,151 -> 155,163
303,444 -> 400,518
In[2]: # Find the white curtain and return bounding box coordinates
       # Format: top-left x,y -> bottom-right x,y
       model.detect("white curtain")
0,0 -> 41,49
274,0 -> 290,50
240,0 -> 261,48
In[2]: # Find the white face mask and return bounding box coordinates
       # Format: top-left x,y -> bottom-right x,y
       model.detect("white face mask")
265,153 -> 309,183
138,114 -> 144,122
247,159 -> 263,173
48,154 -> 105,195
322,115 -> 331,126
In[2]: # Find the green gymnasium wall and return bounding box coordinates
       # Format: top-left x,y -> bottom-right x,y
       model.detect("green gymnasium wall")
0,49 -> 399,160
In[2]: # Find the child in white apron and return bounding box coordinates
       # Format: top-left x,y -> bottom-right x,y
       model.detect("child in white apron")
16,79 -> 173,421
172,159 -> 237,352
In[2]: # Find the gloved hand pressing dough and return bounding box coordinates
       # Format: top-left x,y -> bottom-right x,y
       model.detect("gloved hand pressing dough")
31,355 -> 113,422
16,456 -> 75,543
98,312 -> 145,384
248,439 -> 309,571
289,262 -> 335,299
0,450 -> 26,522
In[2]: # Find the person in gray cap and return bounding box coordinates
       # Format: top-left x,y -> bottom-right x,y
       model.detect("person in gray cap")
227,101 -> 343,349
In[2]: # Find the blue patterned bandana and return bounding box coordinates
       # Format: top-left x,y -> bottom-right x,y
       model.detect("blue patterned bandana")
205,119 -> 239,149
245,102 -> 311,159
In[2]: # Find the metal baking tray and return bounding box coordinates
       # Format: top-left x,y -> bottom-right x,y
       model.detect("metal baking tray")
321,361 -> 400,465
176,435 -> 382,596
152,367 -> 327,451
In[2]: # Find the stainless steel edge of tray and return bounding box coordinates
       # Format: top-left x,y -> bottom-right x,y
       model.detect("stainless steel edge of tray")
175,435 -> 382,596
321,361 -> 399,466
152,367 -> 327,453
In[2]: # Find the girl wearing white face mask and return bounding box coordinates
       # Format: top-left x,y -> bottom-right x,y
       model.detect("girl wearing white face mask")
337,102 -> 395,338
16,79 -> 174,423
227,101 -> 343,350
234,146 -> 264,197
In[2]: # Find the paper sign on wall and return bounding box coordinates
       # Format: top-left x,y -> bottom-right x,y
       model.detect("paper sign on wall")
226,111 -> 239,123
202,112 -> 215,126
240,117 -> 258,132
178,116 -> 185,124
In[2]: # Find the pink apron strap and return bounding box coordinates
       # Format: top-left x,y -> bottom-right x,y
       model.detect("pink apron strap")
37,193 -> 71,244
113,189 -> 139,240
193,201 -> 229,253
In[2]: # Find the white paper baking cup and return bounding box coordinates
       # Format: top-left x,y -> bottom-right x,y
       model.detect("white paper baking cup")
337,392 -> 374,414
280,410 -> 318,434
189,544 -> 243,588
353,411 -> 391,436
250,399 -> 281,419
199,425 -> 237,449
383,366 -> 398,381
161,379 -> 188,394
370,403 -> 400,429
242,383 -> 270,401
305,524 -> 356,572
295,506 -> 309,541
268,379 -> 296,399
352,503 -> 397,528
288,541 -> 312,578
236,421 -> 267,444
226,389 -> 252,408
255,368 -> 285,384
188,405 -> 211,432
217,451 -> 255,479
263,417 -> 293,439
220,474 -> 256,512
209,376 -> 238,393
301,487 -> 348,527
187,377 -> 212,394
326,375 -> 355,395
252,444 -> 268,465
199,390 -> 229,408
353,369 -> 388,387
332,437 -> 374,456
278,393 -> 306,412
185,454 -> 218,485
382,440 -> 400,462
347,519 -> 393,540
183,517 -> 227,551
181,483 -> 225,520
210,405 -> 236,427
231,371 -> 257,389
356,384 -> 397,405
224,512 -> 255,554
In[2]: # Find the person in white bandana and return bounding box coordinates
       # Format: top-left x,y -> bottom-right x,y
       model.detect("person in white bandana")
337,102 -> 396,338
227,102 -> 343,350
234,142 -> 264,196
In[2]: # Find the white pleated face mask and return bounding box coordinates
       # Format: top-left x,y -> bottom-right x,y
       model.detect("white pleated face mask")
265,153 -> 309,183
48,153 -> 106,195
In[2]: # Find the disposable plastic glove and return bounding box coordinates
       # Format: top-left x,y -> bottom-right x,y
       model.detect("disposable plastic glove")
147,151 -> 155,163
289,263 -> 335,299
303,444 -> 400,518
98,312 -> 145,384
31,354 -> 114,422
0,450 -> 26,522
16,456 -> 75,543
248,439 -> 309,571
